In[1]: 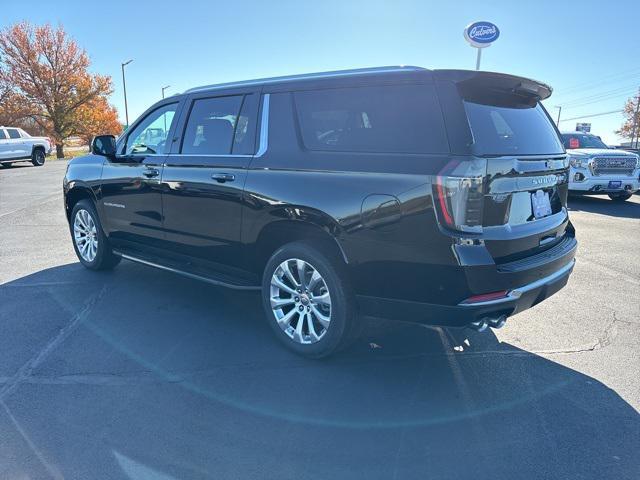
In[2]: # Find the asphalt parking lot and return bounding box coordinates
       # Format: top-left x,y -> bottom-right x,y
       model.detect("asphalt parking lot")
1,161 -> 638,479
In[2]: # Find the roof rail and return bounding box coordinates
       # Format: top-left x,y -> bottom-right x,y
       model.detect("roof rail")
184,66 -> 427,94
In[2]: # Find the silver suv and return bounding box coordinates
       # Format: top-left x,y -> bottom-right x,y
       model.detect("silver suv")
562,132 -> 640,202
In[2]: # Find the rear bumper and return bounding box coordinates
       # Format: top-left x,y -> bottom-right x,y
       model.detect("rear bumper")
569,173 -> 639,193
358,258 -> 574,327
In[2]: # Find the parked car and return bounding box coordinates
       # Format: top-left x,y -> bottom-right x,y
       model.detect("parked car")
63,66 -> 577,357
0,127 -> 52,168
562,132 -> 640,201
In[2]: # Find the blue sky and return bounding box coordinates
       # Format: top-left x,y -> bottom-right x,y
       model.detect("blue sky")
2,0 -> 638,144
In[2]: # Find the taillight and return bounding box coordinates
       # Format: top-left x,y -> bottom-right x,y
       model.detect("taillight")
433,159 -> 486,233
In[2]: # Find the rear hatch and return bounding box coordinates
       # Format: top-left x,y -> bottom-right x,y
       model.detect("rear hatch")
433,70 -> 572,264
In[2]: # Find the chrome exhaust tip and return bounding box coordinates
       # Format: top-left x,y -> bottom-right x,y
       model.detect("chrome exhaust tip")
469,315 -> 507,332
469,319 -> 488,332
488,315 -> 507,329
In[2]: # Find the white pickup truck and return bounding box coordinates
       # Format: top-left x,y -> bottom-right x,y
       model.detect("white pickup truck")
0,126 -> 52,168
562,132 -> 640,202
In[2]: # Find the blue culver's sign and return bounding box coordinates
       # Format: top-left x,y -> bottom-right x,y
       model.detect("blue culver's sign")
464,21 -> 500,48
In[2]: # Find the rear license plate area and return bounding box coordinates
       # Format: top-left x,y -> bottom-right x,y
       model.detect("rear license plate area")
531,190 -> 552,219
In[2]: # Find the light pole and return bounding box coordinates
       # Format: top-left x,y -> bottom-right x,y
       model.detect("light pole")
555,106 -> 562,126
121,59 -> 133,130
161,85 -> 171,99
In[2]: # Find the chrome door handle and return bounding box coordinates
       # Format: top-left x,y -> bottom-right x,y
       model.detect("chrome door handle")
143,168 -> 160,178
211,173 -> 235,183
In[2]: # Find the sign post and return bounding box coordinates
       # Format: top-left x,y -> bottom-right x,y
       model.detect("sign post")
463,21 -> 500,70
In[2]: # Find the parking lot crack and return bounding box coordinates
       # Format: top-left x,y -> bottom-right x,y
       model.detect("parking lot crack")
0,285 -> 107,401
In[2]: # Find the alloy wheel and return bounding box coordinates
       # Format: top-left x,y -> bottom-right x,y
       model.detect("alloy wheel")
270,258 -> 332,344
73,209 -> 98,262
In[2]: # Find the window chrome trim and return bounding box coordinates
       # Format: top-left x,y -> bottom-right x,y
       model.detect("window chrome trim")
165,154 -> 253,158
255,94 -> 270,157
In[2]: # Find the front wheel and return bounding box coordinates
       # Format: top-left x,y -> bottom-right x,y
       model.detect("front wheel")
31,149 -> 46,166
608,192 -> 632,202
262,242 -> 358,358
70,199 -> 121,270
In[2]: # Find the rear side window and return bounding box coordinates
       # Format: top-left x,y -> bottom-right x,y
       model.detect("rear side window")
181,96 -> 243,155
0,130 -> 7,140
6,128 -> 21,139
294,84 -> 448,154
464,102 -> 564,156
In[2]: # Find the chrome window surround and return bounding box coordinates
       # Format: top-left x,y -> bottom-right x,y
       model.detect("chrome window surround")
121,94 -> 271,162
255,94 -> 270,157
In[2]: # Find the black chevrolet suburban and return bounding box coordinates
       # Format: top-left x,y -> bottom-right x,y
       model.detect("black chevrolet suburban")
63,66 -> 577,357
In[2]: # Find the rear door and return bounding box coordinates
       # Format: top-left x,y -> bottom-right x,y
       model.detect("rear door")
161,90 -> 259,272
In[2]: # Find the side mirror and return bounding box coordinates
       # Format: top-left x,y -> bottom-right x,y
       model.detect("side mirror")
91,135 -> 116,156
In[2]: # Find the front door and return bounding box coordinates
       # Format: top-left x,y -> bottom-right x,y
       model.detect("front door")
161,91 -> 259,272
100,101 -> 180,250
4,128 -> 27,158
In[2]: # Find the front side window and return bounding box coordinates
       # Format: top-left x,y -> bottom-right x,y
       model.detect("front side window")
6,128 -> 21,139
294,84 -> 448,154
181,96 -> 243,155
125,103 -> 178,155
0,129 -> 7,140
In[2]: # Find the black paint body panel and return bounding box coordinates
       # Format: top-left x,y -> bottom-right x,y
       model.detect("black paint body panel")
63,67 -> 576,327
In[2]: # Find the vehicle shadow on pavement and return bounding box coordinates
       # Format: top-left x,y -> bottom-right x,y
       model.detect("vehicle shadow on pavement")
1,262 -> 638,480
568,195 -> 640,219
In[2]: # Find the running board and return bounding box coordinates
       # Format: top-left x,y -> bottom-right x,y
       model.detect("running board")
114,251 -> 261,291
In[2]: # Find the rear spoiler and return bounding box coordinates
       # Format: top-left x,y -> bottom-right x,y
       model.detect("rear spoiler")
433,70 -> 552,106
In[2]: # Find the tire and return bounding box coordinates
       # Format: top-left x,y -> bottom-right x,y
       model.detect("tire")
31,148 -> 46,167
70,199 -> 121,270
608,192 -> 632,202
0,162 -> 11,169
261,242 -> 359,358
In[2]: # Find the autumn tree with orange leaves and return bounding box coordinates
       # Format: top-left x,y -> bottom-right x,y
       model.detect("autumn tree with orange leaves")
0,22 -> 122,158
616,91 -> 640,148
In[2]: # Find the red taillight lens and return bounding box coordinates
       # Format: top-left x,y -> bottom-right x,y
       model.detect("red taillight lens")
433,159 -> 486,233
461,290 -> 509,304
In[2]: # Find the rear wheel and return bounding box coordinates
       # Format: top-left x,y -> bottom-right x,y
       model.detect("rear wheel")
70,199 -> 120,270
608,192 -> 632,202
262,242 -> 358,358
31,148 -> 46,166
0,162 -> 11,169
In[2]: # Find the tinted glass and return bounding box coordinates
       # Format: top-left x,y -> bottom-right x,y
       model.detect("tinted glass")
0,130 -> 7,140
126,103 -> 178,155
464,102 -> 563,155
181,96 -> 243,155
561,133 -> 608,149
295,84 -> 448,154
232,94 -> 258,155
7,128 -> 21,139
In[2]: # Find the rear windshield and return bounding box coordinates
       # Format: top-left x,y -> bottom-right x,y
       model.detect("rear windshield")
561,133 -> 608,149
464,101 -> 564,156
294,84 -> 448,154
